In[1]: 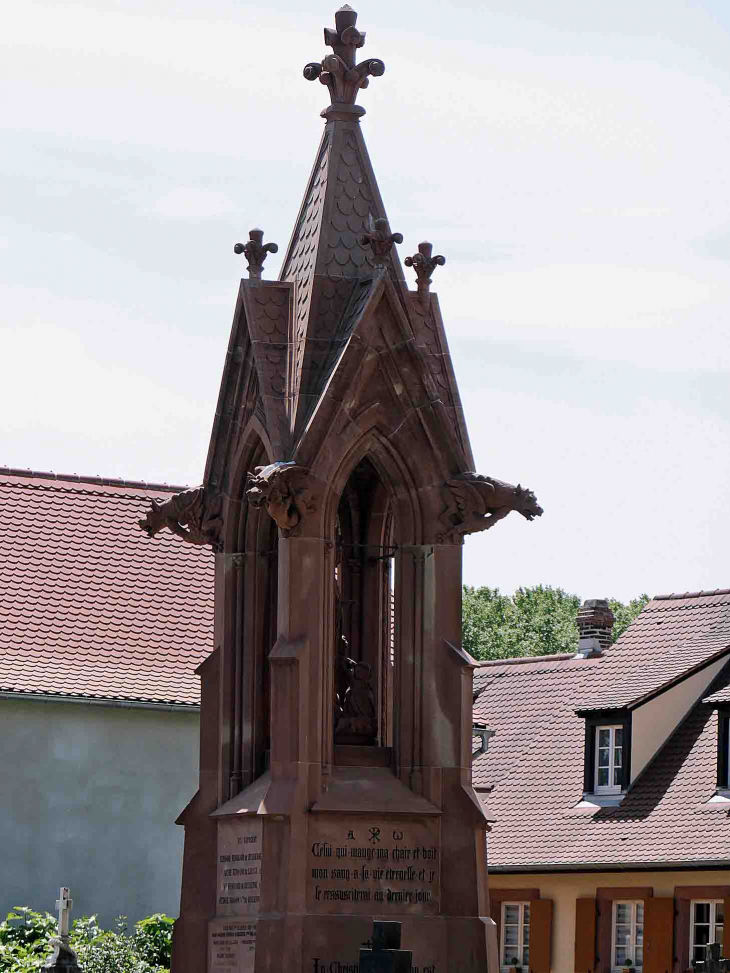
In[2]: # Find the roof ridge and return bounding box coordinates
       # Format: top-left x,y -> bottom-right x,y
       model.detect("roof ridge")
475,651 -> 576,668
653,588 -> 730,600
0,467 -> 189,494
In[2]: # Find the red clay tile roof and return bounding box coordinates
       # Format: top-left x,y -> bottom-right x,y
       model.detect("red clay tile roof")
0,468 -> 214,706
473,592 -> 730,871
704,684 -> 730,704
574,591 -> 730,711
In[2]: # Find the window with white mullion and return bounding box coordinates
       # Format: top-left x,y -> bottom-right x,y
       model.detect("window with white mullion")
500,902 -> 530,971
612,901 -> 644,971
690,901 -> 725,964
596,724 -> 624,794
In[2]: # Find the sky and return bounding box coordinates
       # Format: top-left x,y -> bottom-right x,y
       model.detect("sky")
2,0 -> 730,601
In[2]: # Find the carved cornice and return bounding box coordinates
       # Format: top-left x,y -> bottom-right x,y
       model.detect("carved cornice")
360,216 -> 403,265
405,241 -> 445,308
438,472 -> 543,543
138,487 -> 223,550
234,228 -> 279,280
245,462 -> 317,538
303,6 -> 385,109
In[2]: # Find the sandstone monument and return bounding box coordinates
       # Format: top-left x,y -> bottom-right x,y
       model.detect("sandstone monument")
141,8 -> 542,973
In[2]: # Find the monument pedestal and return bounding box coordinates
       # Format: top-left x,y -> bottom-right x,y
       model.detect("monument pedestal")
206,759 -> 497,973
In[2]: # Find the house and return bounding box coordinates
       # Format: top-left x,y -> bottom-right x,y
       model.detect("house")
0,467 -> 214,926
473,593 -> 730,973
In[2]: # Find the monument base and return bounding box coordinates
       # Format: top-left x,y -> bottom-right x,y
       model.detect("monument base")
210,914 -> 498,973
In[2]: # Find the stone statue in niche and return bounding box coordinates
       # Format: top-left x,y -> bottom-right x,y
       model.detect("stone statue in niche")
245,462 -> 316,537
138,487 -> 222,549
439,472 -> 543,542
335,654 -> 377,744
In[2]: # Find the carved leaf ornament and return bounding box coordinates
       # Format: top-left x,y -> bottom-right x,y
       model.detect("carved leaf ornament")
303,6 -> 385,107
234,228 -> 279,280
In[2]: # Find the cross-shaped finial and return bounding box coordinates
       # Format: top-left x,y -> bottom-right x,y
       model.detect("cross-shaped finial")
303,7 -> 385,108
360,216 -> 403,266
405,242 -> 446,308
234,229 -> 279,279
55,887 -> 73,942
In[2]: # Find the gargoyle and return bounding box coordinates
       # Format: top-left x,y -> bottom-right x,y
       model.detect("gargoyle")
439,472 -> 543,542
138,487 -> 222,549
245,462 -> 316,537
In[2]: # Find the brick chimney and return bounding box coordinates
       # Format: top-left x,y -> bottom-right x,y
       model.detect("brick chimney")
575,598 -> 615,657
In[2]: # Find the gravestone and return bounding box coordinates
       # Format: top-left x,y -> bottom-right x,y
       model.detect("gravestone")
359,920 -> 412,973
44,887 -> 81,973
140,7 -> 542,973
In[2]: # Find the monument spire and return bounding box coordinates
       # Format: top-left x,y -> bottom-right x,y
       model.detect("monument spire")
280,6 -> 404,441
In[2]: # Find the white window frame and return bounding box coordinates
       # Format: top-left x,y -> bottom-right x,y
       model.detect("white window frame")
595,724 -> 624,794
500,901 -> 530,971
611,900 -> 644,971
689,900 -> 725,965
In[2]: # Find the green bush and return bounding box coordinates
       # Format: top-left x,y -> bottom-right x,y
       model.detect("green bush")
0,908 -> 174,973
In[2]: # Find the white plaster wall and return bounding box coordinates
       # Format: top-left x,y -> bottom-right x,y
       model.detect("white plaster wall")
489,869 -> 730,973
0,697 -> 199,927
631,655 -> 728,781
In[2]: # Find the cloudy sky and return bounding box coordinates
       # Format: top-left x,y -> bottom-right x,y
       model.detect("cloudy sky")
2,0 -> 729,600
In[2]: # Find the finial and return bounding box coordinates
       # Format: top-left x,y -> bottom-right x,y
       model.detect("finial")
234,229 -> 279,279
405,242 -> 446,308
360,216 -> 403,265
303,7 -> 385,108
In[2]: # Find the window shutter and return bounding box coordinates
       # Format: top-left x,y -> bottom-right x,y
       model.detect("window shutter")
644,898 -> 674,973
574,898 -> 597,973
529,898 -> 553,973
724,898 -> 730,959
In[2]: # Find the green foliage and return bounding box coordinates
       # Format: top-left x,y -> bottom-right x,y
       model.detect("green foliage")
133,915 -> 174,969
0,909 -> 175,973
609,594 -> 650,641
0,908 -> 58,973
463,585 -> 650,662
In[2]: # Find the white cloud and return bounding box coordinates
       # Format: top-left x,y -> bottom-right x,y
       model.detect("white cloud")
151,187 -> 237,220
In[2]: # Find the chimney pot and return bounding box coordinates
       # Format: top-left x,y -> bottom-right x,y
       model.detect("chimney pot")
576,598 -> 614,653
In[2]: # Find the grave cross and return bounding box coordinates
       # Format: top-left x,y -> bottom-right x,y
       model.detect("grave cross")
693,943 -> 729,973
55,888 -> 72,942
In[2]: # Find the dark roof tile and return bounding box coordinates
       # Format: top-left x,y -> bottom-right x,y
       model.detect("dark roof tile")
0,470 -> 214,706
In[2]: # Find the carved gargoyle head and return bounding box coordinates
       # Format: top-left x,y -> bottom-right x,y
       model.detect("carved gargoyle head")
514,485 -> 544,521
138,499 -> 166,537
245,463 -> 316,536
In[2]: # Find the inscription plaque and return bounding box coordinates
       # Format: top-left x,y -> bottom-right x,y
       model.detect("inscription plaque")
208,919 -> 257,973
216,817 -> 263,916
307,816 -> 440,915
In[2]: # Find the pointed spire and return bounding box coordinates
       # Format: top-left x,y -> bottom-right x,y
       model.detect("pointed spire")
303,6 -> 385,111
276,8 -> 405,441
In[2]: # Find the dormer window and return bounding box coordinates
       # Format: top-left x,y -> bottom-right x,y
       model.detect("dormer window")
596,725 -> 623,793
581,710 -> 632,802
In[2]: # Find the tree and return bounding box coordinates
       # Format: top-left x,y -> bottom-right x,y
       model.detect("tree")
462,585 -> 650,662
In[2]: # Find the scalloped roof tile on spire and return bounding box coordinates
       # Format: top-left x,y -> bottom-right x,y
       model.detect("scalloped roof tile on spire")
279,6 -> 405,439
0,468 -> 214,706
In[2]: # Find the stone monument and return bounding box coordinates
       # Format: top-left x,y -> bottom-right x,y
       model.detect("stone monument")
43,888 -> 80,973
141,8 -> 542,973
